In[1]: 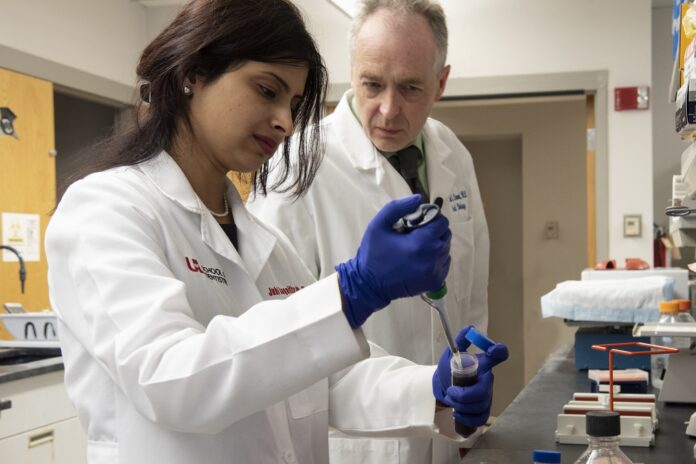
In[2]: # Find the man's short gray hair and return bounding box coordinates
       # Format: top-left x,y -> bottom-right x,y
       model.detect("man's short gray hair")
350,0 -> 448,72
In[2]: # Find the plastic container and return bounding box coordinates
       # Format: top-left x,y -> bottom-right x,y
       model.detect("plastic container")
451,352 -> 478,437
651,301 -> 690,389
573,411 -> 634,464
465,326 -> 494,351
0,312 -> 58,341
533,449 -> 561,463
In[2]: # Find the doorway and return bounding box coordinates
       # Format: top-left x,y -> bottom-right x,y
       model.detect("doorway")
463,135 -> 524,415
431,95 -> 588,411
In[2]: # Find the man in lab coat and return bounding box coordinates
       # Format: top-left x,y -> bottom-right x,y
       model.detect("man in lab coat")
248,1 -> 489,462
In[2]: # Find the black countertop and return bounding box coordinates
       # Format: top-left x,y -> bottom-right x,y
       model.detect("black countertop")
462,346 -> 696,463
0,348 -> 64,384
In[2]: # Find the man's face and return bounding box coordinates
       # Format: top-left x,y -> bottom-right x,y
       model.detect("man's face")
351,9 -> 449,152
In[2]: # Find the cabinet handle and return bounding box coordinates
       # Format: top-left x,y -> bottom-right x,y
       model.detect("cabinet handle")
28,429 -> 54,448
0,399 -> 11,411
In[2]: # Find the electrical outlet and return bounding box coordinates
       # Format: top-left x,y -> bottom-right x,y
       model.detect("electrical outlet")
545,221 -> 559,239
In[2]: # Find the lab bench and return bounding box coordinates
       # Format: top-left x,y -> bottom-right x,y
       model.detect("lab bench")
0,348 -> 86,463
0,348 -> 64,384
461,347 -> 696,463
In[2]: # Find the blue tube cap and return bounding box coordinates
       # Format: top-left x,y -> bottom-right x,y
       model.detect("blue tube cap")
532,449 -> 561,463
464,327 -> 495,351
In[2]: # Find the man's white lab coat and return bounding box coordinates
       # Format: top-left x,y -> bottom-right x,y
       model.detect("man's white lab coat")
248,90 -> 490,463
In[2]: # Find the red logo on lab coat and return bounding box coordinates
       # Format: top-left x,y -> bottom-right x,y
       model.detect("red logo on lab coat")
185,257 -> 227,285
267,285 -> 304,297
185,257 -> 202,273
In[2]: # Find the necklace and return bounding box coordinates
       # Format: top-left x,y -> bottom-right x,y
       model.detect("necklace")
208,195 -> 229,218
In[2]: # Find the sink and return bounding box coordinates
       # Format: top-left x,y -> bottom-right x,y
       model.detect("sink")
0,348 -> 61,365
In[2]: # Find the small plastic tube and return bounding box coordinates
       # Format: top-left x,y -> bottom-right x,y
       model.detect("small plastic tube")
532,449 -> 561,463
450,352 -> 478,437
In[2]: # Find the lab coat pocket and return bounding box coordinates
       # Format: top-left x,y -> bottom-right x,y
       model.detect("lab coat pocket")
288,378 -> 328,419
449,218 -> 475,304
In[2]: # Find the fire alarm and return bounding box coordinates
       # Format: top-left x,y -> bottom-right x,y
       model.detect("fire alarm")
614,86 -> 650,111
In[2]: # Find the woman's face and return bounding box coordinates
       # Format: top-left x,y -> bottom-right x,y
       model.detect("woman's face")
187,61 -> 308,174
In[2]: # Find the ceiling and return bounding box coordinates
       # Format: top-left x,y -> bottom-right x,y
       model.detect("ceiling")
133,0 -> 677,11
132,0 -> 186,6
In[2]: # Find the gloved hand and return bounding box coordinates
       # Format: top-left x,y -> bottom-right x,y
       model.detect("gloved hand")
432,326 -> 509,428
336,194 -> 451,328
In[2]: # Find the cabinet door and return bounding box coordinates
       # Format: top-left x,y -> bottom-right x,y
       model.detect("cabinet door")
0,427 -> 53,464
0,371 -> 77,440
0,66 -> 55,331
0,417 -> 86,464
53,417 -> 86,464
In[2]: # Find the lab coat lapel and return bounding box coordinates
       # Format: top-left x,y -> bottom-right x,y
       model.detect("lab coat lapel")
226,186 -> 276,282
139,152 -> 275,280
332,91 -> 412,198
332,91 -> 380,172
423,122 -> 456,204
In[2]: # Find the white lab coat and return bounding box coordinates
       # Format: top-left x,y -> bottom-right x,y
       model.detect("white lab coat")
45,151 -> 456,464
248,90 -> 490,464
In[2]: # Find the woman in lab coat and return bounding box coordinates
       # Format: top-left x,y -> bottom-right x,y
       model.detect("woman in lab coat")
43,1 -> 494,463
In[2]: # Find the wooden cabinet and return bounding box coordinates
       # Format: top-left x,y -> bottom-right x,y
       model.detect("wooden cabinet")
0,66 -> 56,339
0,371 -> 86,463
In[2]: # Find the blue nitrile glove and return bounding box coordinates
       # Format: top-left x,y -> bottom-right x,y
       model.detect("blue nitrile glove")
336,194 -> 451,329
432,326 -> 509,428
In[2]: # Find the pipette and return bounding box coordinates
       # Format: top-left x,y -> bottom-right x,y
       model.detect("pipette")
393,199 -> 463,369
423,285 -> 462,369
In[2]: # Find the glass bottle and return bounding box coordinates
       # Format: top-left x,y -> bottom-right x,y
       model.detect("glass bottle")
573,411 -> 634,464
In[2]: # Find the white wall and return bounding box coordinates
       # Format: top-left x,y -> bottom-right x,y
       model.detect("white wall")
450,0 -> 653,266
321,0 -> 654,266
142,1 -> 353,84
0,0 -> 149,88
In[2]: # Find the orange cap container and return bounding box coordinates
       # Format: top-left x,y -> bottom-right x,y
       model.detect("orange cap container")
659,301 -> 679,313
672,299 -> 692,312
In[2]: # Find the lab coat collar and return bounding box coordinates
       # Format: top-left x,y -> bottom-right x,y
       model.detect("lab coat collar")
331,91 -> 457,202
138,151 -> 276,281
422,122 -> 456,203
331,90 -> 381,171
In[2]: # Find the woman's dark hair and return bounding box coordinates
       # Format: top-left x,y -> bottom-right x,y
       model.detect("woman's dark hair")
61,0 -> 327,200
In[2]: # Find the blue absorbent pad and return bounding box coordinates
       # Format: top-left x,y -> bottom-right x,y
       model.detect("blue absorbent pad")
540,276 -> 674,323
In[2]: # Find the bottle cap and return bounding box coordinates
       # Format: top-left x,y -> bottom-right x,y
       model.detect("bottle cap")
673,299 -> 692,312
464,327 -> 495,351
585,410 -> 620,437
659,301 -> 679,313
426,284 -> 447,300
532,450 -> 561,463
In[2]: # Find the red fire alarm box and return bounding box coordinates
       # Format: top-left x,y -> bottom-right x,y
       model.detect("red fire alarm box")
614,86 -> 650,111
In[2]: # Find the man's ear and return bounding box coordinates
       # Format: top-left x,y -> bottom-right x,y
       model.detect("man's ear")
435,65 -> 451,101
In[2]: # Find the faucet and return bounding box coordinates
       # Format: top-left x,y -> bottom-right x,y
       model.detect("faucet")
0,245 -> 26,293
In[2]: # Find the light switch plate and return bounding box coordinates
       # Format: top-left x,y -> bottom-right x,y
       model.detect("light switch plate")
623,214 -> 642,237
545,221 -> 559,239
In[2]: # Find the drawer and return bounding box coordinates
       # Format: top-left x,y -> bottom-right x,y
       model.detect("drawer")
0,371 -> 77,439
0,416 -> 87,464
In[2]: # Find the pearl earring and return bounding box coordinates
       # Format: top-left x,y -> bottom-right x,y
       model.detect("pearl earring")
183,85 -> 192,96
